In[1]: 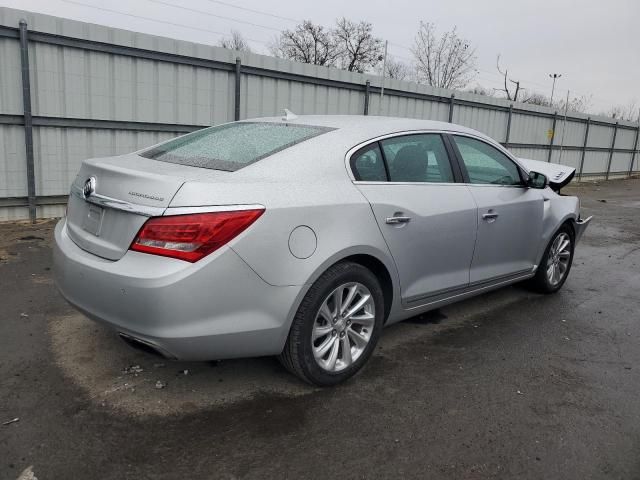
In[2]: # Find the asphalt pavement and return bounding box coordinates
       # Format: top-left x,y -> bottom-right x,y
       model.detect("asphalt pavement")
1,178 -> 639,479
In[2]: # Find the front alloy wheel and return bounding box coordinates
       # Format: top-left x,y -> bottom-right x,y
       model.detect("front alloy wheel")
529,224 -> 575,293
546,232 -> 572,287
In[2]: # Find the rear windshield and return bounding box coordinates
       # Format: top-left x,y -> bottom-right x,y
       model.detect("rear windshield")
140,122 -> 334,171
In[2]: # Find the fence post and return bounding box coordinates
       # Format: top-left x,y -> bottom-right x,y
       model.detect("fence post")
18,20 -> 36,223
605,122 -> 618,180
547,112 -> 557,163
505,104 -> 513,144
234,57 -> 241,121
364,80 -> 370,115
448,94 -> 455,123
578,117 -> 591,181
628,125 -> 639,178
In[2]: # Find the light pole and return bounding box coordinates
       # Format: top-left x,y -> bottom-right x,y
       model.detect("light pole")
549,73 -> 562,105
378,40 -> 388,115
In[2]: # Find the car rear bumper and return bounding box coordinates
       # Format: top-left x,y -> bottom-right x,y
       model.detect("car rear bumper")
53,218 -> 305,360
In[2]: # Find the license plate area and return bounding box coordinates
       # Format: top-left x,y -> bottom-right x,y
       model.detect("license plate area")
82,204 -> 104,236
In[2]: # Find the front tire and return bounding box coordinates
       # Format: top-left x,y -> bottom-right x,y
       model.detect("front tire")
279,261 -> 384,386
529,224 -> 575,293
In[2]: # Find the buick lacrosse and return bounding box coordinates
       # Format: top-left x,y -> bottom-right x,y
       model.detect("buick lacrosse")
54,114 -> 591,385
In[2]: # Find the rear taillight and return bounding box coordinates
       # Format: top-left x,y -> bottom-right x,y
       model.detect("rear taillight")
130,209 -> 264,262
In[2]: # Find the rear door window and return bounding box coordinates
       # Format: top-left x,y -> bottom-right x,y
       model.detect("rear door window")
141,122 -> 335,171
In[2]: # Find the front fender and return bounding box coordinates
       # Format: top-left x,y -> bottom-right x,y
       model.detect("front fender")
535,190 -> 580,265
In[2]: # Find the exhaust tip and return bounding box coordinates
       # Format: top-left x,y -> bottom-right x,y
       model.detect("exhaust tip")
118,333 -> 176,360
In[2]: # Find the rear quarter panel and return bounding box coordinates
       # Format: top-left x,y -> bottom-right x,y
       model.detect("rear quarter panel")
222,181 -> 397,288
164,129 -> 404,321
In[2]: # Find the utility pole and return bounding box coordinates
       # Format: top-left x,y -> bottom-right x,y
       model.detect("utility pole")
558,90 -> 570,164
549,73 -> 562,105
378,40 -> 388,115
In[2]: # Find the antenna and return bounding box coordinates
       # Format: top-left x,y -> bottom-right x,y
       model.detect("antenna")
282,109 -> 298,121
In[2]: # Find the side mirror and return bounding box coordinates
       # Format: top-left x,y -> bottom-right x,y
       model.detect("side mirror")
527,171 -> 548,189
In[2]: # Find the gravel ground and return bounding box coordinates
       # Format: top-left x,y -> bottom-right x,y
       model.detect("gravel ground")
1,178 -> 639,479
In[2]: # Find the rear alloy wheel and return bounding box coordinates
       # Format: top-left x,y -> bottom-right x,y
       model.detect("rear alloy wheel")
312,282 -> 375,372
279,262 -> 384,386
529,225 -> 575,293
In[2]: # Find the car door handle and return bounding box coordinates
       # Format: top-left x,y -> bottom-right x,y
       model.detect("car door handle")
385,216 -> 412,225
482,212 -> 499,221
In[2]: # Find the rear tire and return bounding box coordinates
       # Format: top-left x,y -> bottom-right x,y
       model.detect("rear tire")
279,261 -> 384,386
529,224 -> 575,293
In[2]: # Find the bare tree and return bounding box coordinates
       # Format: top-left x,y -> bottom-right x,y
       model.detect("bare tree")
513,88 -> 592,114
603,100 -> 639,121
524,92 -> 551,107
411,22 -> 477,89
269,20 -> 338,66
218,30 -> 252,52
333,18 -> 382,73
467,84 -> 495,97
385,56 -> 412,80
495,55 -> 530,102
556,93 -> 592,114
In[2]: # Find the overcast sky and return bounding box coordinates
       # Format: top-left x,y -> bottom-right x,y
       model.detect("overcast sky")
2,0 -> 638,114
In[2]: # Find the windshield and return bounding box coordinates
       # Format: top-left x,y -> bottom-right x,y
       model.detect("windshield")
140,121 -> 335,171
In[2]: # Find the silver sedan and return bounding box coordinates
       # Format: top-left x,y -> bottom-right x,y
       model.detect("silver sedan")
53,115 -> 591,385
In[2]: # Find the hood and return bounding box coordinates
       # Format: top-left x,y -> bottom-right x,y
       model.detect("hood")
517,157 -> 575,191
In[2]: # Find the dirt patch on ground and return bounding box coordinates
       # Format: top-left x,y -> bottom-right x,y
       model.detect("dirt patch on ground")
46,282 -> 534,417
48,314 -> 313,416
0,219 -> 57,264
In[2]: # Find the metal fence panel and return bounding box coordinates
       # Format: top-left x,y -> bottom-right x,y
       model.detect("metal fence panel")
385,95 -> 422,119
370,96 -> 449,122
553,119 -> 587,147
616,128 -> 636,150
32,127 -> 176,196
509,113 -> 555,144
0,125 -> 27,197
0,38 -> 23,115
582,151 -> 610,174
553,150 -> 582,170
587,124 -> 615,148
454,105 -> 508,141
508,147 -> 548,162
609,152 -> 633,173
0,5 -> 638,221
243,76 -> 364,118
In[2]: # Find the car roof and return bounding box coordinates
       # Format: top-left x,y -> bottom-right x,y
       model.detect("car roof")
212,115 -> 499,183
250,114 -> 488,146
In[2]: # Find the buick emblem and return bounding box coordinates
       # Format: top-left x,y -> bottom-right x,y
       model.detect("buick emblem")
83,176 -> 96,198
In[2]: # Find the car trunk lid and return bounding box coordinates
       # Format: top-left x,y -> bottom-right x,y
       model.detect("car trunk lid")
65,154 -> 224,260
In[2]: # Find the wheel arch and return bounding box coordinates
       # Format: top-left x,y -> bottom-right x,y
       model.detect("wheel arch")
554,215 -> 578,240
342,254 -> 394,323
302,246 -> 400,324
564,217 -> 577,237
536,212 -> 578,266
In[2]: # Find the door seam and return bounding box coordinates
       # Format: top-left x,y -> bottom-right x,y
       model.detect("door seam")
465,185 -> 480,286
